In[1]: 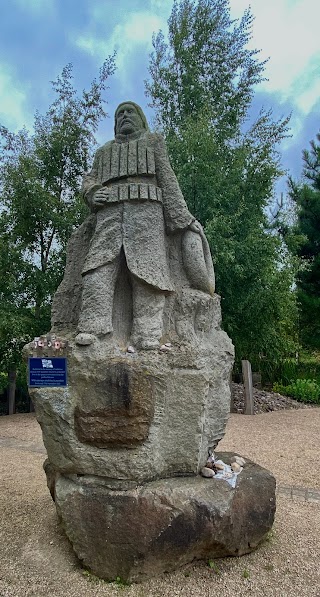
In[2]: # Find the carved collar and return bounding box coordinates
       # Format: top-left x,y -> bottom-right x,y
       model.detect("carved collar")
115,130 -> 148,143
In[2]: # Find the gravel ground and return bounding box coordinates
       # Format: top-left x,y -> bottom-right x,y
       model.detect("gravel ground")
1,404 -> 320,597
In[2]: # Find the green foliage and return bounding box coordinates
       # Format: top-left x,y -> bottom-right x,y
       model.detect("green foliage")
114,576 -> 131,588
268,352 -> 320,386
0,58 -> 116,396
81,569 -> 102,584
287,131 -> 320,350
208,560 -> 221,574
145,0 -> 295,367
242,568 -> 250,579
0,372 -> 7,392
273,378 -> 320,404
265,563 -> 274,572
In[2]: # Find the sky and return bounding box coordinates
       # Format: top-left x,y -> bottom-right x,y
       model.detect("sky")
0,0 -> 319,195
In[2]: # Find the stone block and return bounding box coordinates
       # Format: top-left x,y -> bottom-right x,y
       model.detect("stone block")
30,333 -> 232,482
53,453 -> 276,582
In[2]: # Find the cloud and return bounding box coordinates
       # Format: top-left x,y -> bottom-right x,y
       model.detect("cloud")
0,66 -> 32,131
229,0 -> 320,115
74,10 -> 165,89
289,55 -> 320,114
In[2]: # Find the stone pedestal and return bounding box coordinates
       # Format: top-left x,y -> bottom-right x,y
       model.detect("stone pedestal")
29,323 -> 233,482
48,453 -> 276,582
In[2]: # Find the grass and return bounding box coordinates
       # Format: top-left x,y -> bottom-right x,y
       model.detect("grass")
208,560 -> 221,575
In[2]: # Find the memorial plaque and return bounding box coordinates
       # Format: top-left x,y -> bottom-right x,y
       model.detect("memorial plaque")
28,357 -> 67,387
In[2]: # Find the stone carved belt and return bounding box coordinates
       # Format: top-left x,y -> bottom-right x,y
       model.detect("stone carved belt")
101,182 -> 163,203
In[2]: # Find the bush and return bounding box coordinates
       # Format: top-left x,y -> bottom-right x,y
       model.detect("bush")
255,350 -> 320,387
273,378 -> 320,404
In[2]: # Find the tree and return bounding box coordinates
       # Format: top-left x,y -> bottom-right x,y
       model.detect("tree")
145,0 -> 295,369
0,57 -> 116,403
288,132 -> 320,350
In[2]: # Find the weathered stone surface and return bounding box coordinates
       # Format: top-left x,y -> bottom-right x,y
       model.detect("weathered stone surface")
201,466 -> 215,477
43,458 -> 57,501
182,228 -> 215,295
74,361 -> 155,447
54,453 -> 276,582
30,328 -> 232,481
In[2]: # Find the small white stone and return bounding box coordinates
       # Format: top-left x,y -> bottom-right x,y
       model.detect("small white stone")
201,467 -> 215,478
233,456 -> 246,467
215,462 -> 225,471
75,333 -> 95,346
160,344 -> 172,351
231,462 -> 242,473
127,346 -> 135,353
164,342 -> 172,348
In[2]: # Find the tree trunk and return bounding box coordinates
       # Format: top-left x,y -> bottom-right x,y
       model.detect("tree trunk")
8,368 -> 16,415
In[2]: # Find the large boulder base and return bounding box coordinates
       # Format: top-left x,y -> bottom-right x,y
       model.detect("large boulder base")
52,453 -> 276,583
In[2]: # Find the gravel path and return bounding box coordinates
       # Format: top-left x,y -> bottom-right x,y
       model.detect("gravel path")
1,407 -> 320,597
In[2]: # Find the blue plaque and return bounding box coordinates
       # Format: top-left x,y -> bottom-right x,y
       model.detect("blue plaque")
28,357 -> 68,387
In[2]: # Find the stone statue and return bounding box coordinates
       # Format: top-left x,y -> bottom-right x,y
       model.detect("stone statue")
25,101 -> 276,584
74,101 -> 214,349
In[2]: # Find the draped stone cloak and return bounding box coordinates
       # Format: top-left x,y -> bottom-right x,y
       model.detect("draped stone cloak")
81,131 -> 194,292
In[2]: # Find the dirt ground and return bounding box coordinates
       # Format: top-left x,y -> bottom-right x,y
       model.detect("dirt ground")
0,409 -> 320,597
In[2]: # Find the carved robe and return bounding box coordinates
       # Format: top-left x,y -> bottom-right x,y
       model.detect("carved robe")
81,131 -> 194,291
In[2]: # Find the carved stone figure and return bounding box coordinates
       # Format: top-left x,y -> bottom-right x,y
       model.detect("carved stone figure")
25,101 -> 276,583
74,101 -> 214,349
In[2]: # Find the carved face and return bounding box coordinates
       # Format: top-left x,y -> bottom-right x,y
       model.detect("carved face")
115,103 -> 144,135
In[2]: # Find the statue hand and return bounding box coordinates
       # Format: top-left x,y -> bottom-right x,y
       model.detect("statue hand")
92,188 -> 109,209
189,220 -> 204,235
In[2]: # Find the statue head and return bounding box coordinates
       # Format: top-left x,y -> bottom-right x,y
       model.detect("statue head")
114,101 -> 149,136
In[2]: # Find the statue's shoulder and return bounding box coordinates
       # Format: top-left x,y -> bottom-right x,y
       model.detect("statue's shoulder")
147,131 -> 166,152
147,131 -> 164,142
96,139 -> 114,155
95,139 -> 114,160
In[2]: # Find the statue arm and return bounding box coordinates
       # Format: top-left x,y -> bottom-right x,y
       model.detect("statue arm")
81,147 -> 108,212
153,134 -> 195,234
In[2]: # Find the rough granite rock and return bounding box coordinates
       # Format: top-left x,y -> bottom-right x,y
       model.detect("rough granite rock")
30,326 -> 233,481
52,453 -> 276,583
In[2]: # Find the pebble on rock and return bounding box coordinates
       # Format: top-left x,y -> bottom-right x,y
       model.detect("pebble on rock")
160,344 -> 172,352
201,467 -> 215,478
127,346 -> 135,353
231,462 -> 242,473
215,462 -> 225,471
75,333 -> 95,346
233,456 -> 246,467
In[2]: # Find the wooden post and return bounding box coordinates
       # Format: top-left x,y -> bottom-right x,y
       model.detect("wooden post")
241,360 -> 254,415
8,368 -> 16,415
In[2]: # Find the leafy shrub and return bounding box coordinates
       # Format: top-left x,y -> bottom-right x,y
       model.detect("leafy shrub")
0,372 -> 8,393
256,350 -> 320,387
273,378 -> 320,404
